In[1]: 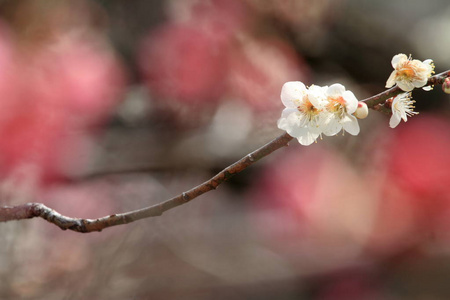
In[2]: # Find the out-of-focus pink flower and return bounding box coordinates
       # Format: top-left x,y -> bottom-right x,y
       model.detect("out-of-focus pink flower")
167,0 -> 249,38
0,33 -> 125,184
140,0 -> 311,115
0,97 -> 67,181
182,0 -> 249,44
139,24 -> 228,105
387,115 -> 450,196
0,24 -> 20,125
367,180 -> 423,254
248,146 -> 374,269
228,37 -> 309,111
246,0 -> 344,30
368,115 -> 450,253
30,40 -> 125,125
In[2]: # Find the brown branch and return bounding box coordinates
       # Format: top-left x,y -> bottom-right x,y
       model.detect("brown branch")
361,70 -> 450,108
1,70 -> 449,233
0,132 -> 294,232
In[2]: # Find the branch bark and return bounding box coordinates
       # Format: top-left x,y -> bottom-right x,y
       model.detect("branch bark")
0,132 -> 294,232
1,70 -> 449,233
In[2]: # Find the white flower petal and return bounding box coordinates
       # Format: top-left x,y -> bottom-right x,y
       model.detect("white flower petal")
389,113 -> 401,128
307,85 -> 327,108
341,114 -> 360,135
277,117 -> 289,130
385,71 -> 397,88
308,84 -> 323,93
399,110 -> 408,122
327,83 -> 345,97
288,124 -> 309,138
422,85 -> 433,91
286,111 -> 301,126
278,111 -> 299,130
411,59 -> 424,66
391,53 -> 407,68
342,90 -> 358,114
322,118 -> 341,136
281,81 -> 306,108
397,80 -> 415,92
281,107 -> 298,119
412,78 -> 427,88
297,131 -> 319,146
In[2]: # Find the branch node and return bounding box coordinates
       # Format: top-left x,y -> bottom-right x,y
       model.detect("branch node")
182,192 -> 189,201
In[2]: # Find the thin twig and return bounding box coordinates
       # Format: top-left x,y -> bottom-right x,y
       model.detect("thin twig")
0,133 -> 294,232
1,70 -> 449,233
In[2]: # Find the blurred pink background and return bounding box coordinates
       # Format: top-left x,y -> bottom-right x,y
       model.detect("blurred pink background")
1,0 -> 450,299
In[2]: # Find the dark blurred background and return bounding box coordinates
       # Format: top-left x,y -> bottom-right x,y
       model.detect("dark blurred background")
0,0 -> 450,299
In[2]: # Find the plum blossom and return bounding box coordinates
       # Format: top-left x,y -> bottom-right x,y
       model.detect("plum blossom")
389,92 -> 417,128
277,81 -> 328,145
322,84 -> 360,136
278,82 -> 363,145
385,54 -> 434,91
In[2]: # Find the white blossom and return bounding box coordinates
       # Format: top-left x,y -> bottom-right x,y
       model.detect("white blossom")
322,84 -> 360,136
389,92 -> 418,128
277,82 -> 329,145
385,54 -> 434,91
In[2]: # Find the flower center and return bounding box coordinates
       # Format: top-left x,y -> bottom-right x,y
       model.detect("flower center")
297,97 -> 319,122
327,96 -> 346,118
397,62 -> 416,79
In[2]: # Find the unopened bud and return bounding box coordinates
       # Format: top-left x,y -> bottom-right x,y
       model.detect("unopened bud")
442,78 -> 450,94
354,101 -> 369,119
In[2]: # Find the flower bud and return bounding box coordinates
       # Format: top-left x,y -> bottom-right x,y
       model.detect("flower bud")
354,101 -> 369,119
442,78 -> 450,94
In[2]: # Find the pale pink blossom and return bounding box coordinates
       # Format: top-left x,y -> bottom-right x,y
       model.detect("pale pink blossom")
386,54 -> 434,91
